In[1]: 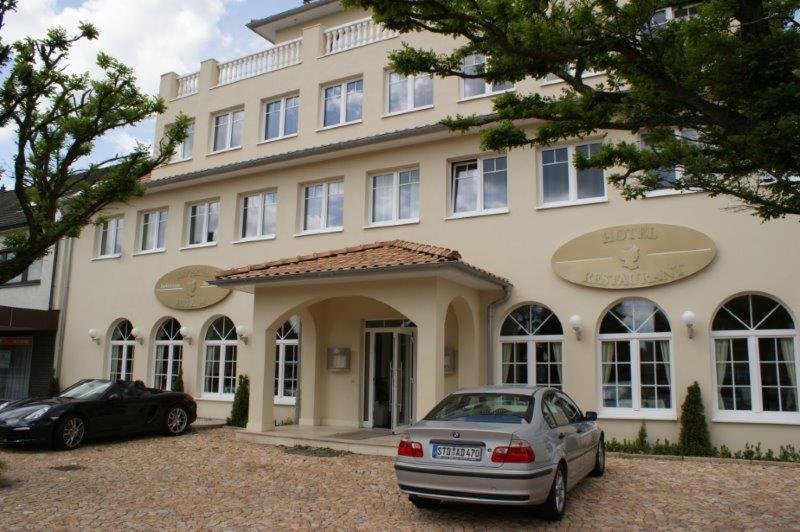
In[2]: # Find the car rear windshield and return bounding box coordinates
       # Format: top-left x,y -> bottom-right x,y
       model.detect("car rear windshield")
59,380 -> 113,400
425,393 -> 534,424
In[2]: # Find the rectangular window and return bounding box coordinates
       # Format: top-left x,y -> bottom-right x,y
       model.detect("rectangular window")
652,4 -> 699,25
601,341 -> 633,408
387,72 -> 433,114
264,95 -> 299,141
601,339 -> 673,413
642,129 -> 699,193
323,79 -> 363,127
138,209 -> 168,252
171,122 -> 194,162
501,341 -> 564,388
461,54 -> 513,100
369,168 -> 420,225
274,342 -> 299,404
302,180 -> 344,232
187,200 -> 219,246
540,142 -> 605,206
240,191 -> 278,239
212,109 -> 244,152
451,155 -> 508,215
0,251 -> 42,284
97,217 -> 123,257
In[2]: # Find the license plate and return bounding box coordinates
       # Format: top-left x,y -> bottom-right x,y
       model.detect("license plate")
432,444 -> 483,461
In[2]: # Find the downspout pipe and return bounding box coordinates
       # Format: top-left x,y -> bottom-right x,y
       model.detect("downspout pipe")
53,237 -> 74,379
486,284 -> 511,385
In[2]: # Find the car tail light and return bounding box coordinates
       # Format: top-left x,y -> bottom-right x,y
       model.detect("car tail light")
491,438 -> 535,463
185,394 -> 196,405
397,434 -> 423,458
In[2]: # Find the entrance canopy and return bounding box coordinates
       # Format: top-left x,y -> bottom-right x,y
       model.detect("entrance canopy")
212,240 -> 510,291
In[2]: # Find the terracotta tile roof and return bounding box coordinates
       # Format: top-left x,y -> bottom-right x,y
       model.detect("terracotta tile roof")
215,240 -> 509,286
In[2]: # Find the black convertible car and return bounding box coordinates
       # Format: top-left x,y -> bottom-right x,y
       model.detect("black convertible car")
0,379 -> 197,450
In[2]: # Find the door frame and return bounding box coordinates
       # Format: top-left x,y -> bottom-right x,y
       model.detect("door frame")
362,324 -> 416,432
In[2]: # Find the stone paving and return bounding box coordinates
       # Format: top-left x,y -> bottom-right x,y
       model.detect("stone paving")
0,427 -> 798,530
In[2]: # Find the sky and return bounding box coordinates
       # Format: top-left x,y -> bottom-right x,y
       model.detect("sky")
0,0 -> 302,188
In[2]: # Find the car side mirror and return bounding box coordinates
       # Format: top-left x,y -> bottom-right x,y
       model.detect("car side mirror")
584,411 -> 598,422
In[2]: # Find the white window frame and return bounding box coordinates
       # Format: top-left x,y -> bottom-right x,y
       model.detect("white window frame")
367,168 -> 420,227
262,95 -> 299,142
171,121 -> 194,162
136,209 -> 168,254
185,200 -> 219,247
538,142 -> 607,208
237,190 -> 278,242
499,337 -> 565,388
211,109 -> 244,153
202,339 -> 237,399
541,66 -> 603,86
711,299 -> 800,425
299,180 -> 344,234
384,71 -> 434,116
448,154 -> 509,218
152,324 -> 183,392
459,54 -> 514,101
652,3 -> 700,25
320,79 -> 363,129
641,129 -> 701,197
109,322 -> 135,382
96,216 -> 123,259
275,339 -> 299,405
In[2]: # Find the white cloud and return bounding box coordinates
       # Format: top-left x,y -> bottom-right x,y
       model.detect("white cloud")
3,0 -> 250,94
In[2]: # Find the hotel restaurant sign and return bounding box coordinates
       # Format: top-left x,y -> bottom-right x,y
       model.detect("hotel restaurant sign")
155,266 -> 231,310
552,224 -> 716,289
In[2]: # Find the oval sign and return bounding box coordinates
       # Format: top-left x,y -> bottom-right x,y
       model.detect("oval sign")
155,265 -> 231,310
552,224 -> 716,289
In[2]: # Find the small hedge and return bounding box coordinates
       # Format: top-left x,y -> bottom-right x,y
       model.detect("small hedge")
227,375 -> 250,428
171,370 -> 185,393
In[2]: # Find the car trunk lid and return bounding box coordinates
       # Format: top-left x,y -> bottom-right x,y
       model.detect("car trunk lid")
407,421 -> 523,468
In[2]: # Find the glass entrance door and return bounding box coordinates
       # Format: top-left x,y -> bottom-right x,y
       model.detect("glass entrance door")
363,326 -> 416,432
392,332 -> 414,430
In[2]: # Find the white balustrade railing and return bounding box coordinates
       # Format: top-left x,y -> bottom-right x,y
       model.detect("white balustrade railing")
176,72 -> 199,98
217,38 -> 302,86
324,18 -> 397,55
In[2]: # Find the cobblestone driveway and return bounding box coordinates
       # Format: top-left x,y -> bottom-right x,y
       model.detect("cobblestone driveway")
1,427 -> 798,530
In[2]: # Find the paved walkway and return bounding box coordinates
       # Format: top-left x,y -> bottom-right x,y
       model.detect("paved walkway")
0,427 -> 798,530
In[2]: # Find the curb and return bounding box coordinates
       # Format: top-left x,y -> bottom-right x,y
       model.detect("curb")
610,451 -> 800,468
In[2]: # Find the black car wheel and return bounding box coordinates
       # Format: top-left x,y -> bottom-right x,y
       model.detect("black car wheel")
408,495 -> 441,509
590,437 -> 605,477
55,414 -> 86,450
163,405 -> 189,436
541,463 -> 567,521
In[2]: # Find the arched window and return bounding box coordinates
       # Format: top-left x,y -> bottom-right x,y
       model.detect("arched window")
110,320 -> 135,381
203,317 -> 238,397
500,304 -> 564,388
599,299 -> 673,414
153,318 -> 183,391
712,294 -> 798,417
275,316 -> 300,404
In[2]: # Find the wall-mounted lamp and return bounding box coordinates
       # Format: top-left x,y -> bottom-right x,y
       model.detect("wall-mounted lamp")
130,327 -> 143,345
88,329 -> 99,344
236,325 -> 248,344
178,326 -> 192,345
569,314 -> 583,341
681,310 -> 696,339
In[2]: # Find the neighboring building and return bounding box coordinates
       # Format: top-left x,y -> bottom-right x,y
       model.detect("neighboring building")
0,189 -> 63,401
57,1 -> 799,451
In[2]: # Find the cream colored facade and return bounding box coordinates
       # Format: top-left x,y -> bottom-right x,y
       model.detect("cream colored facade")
58,1 -> 800,451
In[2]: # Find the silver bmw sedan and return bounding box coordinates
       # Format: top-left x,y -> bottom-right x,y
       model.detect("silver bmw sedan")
394,386 -> 604,520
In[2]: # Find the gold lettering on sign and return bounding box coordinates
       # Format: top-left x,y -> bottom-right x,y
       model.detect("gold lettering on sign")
552,224 -> 716,289
154,265 -> 231,310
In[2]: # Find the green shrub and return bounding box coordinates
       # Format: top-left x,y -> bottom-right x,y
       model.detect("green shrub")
171,370 -> 184,393
47,376 -> 60,397
679,382 -> 712,455
634,421 -> 649,450
227,375 -> 249,428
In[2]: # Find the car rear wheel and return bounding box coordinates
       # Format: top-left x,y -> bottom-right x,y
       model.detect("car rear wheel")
163,405 -> 189,436
590,438 -> 605,477
55,414 -> 86,450
541,463 -> 567,521
408,495 -> 441,509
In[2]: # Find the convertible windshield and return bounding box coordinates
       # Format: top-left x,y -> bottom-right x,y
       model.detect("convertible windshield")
59,380 -> 113,400
425,393 -> 534,424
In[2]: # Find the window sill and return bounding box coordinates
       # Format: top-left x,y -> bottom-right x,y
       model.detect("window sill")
169,157 -> 193,165
198,395 -> 234,403
294,227 -> 344,237
92,254 -> 122,261
458,88 -> 515,103
258,134 -> 298,146
536,197 -> 608,210
316,120 -> 362,132
179,242 -> 218,251
0,280 -> 41,289
540,72 -> 604,87
381,105 -> 434,118
445,208 -> 509,220
712,413 -> 800,426
644,189 -> 700,198
232,235 -> 276,245
207,146 -> 242,157
363,218 -> 420,229
598,409 -> 677,421
274,397 -> 297,406
133,248 -> 166,257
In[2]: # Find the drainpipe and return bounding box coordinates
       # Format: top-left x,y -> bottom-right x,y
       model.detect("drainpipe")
53,237 -> 74,378
486,284 -> 511,385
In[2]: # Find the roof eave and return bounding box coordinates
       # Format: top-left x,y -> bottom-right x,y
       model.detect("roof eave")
247,0 -> 342,43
